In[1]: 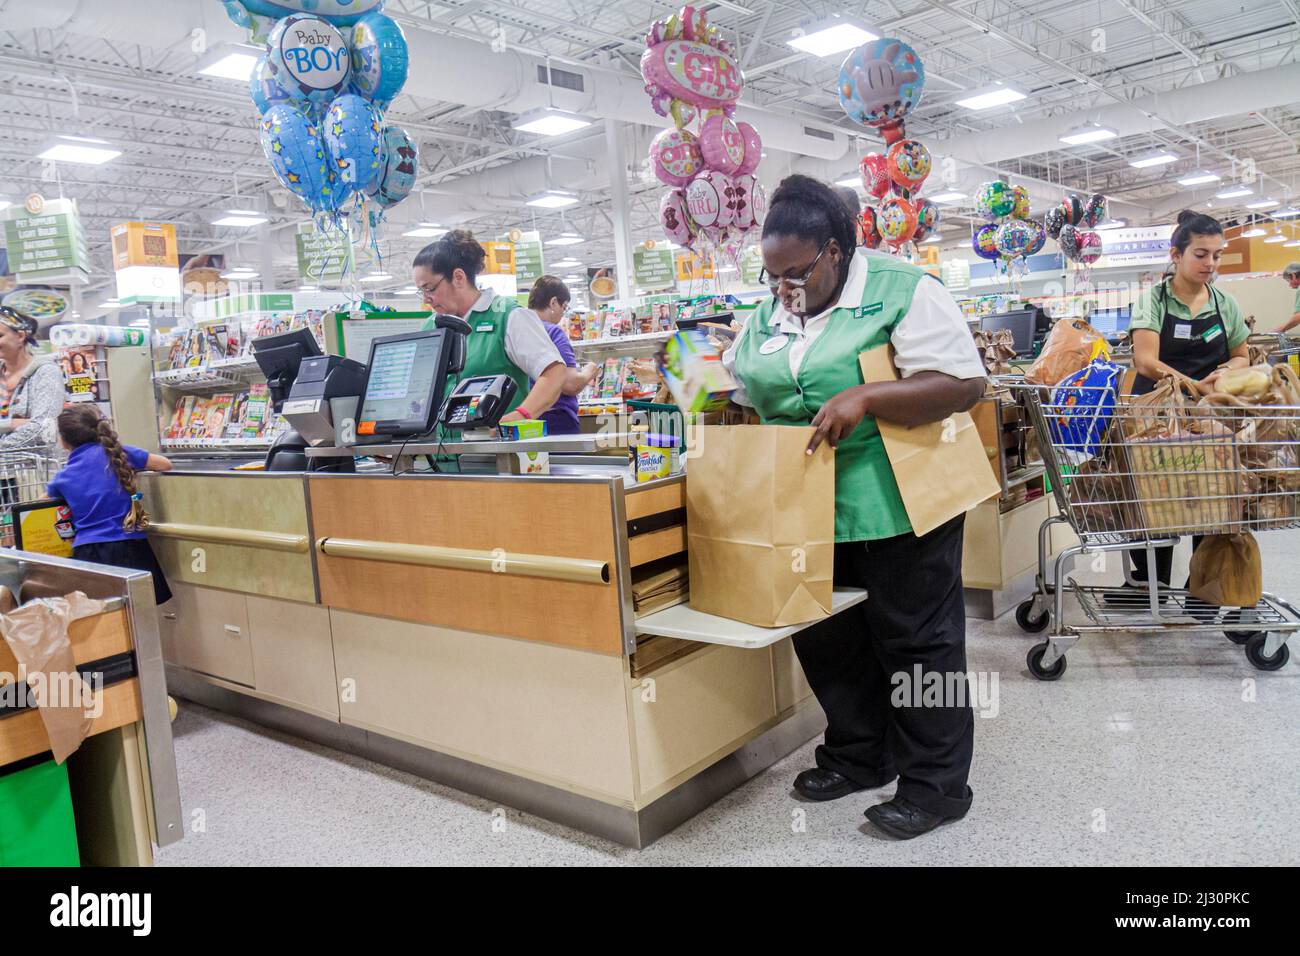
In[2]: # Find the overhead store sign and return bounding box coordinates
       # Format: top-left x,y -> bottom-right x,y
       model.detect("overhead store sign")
1097,225 -> 1172,267
1,198 -> 89,284
510,231 -> 545,287
739,247 -> 763,286
111,221 -> 178,270
633,246 -> 675,290
481,241 -> 515,275
296,222 -> 353,283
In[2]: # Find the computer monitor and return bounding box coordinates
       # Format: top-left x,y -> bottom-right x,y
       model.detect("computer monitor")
356,330 -> 457,439
251,327 -> 323,410
980,309 -> 1036,356
1088,306 -> 1132,338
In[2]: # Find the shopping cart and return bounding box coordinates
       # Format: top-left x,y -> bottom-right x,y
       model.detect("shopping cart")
1006,372 -> 1300,679
0,449 -> 62,549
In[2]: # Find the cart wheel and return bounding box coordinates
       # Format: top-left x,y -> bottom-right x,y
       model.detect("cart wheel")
1027,642 -> 1067,681
1015,598 -> 1050,634
1245,633 -> 1290,672
1222,609 -> 1262,646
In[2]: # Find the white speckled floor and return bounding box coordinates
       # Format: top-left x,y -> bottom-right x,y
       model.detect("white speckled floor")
156,533 -> 1300,866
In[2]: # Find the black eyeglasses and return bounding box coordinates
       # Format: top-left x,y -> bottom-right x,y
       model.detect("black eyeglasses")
757,240 -> 832,294
418,276 -> 446,301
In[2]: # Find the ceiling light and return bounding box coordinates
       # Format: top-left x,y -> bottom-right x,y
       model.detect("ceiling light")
0,200 -> 10,212
1246,198 -> 1279,210
1093,219 -> 1127,231
512,107 -> 593,137
954,86 -> 1026,111
928,191 -> 967,203
359,272 -> 392,283
787,17 -> 878,57
397,287 -> 419,294
709,0 -> 756,14
212,213 -> 268,227
922,234 -> 942,243
97,300 -> 121,309
1214,186 -> 1253,200
1128,151 -> 1178,169
1264,233 -> 1287,243
526,190 -> 579,209
1058,123 -> 1118,146
403,223 -> 447,238
1177,170 -> 1221,186
128,319 -> 150,328
1284,239 -> 1300,247
1273,207 -> 1300,218
38,136 -> 120,165
298,285 -> 318,292
196,45 -> 260,82
545,234 -> 585,246
1240,226 -> 1267,238
834,175 -> 862,188
220,271 -> 259,280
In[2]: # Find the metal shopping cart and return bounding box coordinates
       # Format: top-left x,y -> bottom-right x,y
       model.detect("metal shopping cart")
1006,371 -> 1300,679
0,449 -> 63,549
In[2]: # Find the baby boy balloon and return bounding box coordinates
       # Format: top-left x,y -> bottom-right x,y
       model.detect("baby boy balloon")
268,15 -> 352,108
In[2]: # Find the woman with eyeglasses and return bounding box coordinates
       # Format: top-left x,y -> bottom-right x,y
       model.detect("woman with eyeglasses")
722,175 -> 986,840
0,305 -> 66,454
412,229 -> 566,425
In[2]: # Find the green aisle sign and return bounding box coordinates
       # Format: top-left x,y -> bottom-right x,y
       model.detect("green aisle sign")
633,246 -> 675,290
512,233 -> 545,287
740,247 -> 764,286
2,202 -> 90,281
296,223 -> 353,283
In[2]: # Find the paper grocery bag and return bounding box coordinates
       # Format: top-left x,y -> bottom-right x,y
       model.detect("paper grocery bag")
860,346 -> 1000,537
686,425 -> 834,627
1189,533 -> 1263,607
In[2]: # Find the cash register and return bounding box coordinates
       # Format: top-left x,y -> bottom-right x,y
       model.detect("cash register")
354,317 -> 471,440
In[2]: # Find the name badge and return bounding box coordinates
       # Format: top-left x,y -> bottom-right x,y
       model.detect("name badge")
759,335 -> 789,355
855,303 -> 884,317
476,322 -> 494,332
1173,322 -> 1193,340
1202,325 -> 1223,343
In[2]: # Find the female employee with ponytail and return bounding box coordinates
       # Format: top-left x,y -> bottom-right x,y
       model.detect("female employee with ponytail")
412,230 -> 566,423
723,175 -> 986,839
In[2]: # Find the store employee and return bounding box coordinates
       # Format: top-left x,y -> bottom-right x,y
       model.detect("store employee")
722,175 -> 986,840
1127,211 -> 1249,589
413,229 -> 566,423
1282,263 -> 1300,333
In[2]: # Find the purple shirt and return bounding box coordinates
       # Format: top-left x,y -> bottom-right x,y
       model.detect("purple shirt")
535,321 -> 580,435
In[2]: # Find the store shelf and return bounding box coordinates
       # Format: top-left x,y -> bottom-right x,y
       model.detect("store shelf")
153,357 -> 263,393
634,588 -> 869,649
572,330 -> 674,354
161,438 -> 273,451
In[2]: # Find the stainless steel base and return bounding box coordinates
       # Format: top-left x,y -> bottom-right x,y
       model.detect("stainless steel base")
964,567 -> 1039,620
165,667 -> 826,850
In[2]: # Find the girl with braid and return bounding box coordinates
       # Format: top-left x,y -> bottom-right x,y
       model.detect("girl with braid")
48,405 -> 174,604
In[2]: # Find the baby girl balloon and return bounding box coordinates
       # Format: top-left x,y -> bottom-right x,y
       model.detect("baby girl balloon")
660,190 -> 696,246
686,170 -> 734,229
860,153 -> 891,201
641,18 -> 743,114
650,127 -> 704,187
730,174 -> 757,230
838,38 -> 925,144
734,121 -> 762,176
699,114 -> 745,175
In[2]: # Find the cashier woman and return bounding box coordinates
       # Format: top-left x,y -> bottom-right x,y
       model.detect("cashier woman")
413,229 -> 566,424
722,175 -> 986,840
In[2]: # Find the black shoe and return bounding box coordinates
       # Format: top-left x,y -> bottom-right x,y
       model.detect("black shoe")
865,797 -> 963,840
793,768 -> 867,802
1103,581 -> 1170,606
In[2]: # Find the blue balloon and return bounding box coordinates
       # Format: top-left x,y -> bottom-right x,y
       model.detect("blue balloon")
226,1 -> 386,28
259,103 -> 349,213
349,12 -> 409,109
368,125 -> 418,208
267,14 -> 352,108
249,52 -> 291,114
323,93 -> 383,194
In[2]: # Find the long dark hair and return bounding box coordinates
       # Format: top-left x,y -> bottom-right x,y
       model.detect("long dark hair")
413,228 -> 486,284
762,175 -> 858,288
57,405 -> 149,530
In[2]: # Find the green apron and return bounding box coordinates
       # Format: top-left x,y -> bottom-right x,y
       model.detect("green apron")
422,294 -> 530,437
732,257 -> 924,542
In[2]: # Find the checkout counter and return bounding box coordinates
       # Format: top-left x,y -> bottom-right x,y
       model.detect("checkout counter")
144,321 -> 837,848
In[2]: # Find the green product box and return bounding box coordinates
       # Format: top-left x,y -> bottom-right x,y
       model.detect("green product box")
657,329 -> 736,414
498,419 -> 547,440
0,758 -> 81,866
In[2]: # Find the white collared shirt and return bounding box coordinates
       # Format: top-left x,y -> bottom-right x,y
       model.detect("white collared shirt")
722,250 -> 985,406
468,288 -> 563,380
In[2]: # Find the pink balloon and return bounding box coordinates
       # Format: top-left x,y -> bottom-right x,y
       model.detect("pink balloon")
650,126 -> 703,187
660,189 -> 695,245
734,121 -> 762,176
699,114 -> 744,175
679,5 -> 706,41
750,181 -> 767,228
729,174 -> 757,230
640,39 -> 743,111
860,153 -> 891,201
685,170 -> 733,228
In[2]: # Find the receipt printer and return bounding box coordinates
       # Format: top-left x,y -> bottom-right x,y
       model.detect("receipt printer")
439,374 -> 518,431
281,354 -> 369,445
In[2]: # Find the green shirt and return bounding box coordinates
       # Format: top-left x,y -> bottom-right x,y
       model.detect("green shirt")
1130,280 -> 1248,349
1293,287 -> 1300,314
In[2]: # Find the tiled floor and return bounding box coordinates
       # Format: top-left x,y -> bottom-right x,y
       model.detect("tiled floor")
155,534 -> 1300,866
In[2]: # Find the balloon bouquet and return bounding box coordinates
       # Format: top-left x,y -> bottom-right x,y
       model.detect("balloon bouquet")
837,38 -> 938,252
1046,192 -> 1107,277
970,181 -> 1047,280
226,1 -> 419,249
642,6 -> 765,268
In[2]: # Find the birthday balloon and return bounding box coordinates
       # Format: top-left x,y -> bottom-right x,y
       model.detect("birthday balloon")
915,198 -> 939,231
995,218 -> 1037,259
837,38 -> 925,137
972,223 -> 1001,260
1084,192 -> 1107,228
1077,229 -> 1103,264
367,124 -> 419,208
877,197 -> 918,245
650,126 -> 704,187
324,93 -> 382,193
249,52 -> 292,114
641,38 -> 743,111
660,189 -> 696,246
887,139 -> 931,192
1058,223 -> 1081,261
260,103 -> 339,212
1063,194 -> 1086,226
860,153 -> 891,201
268,15 -> 351,108
1011,184 -> 1031,220
698,113 -> 745,175
1024,219 -> 1047,257
734,121 -> 762,176
685,170 -> 733,229
976,181 -> 1015,219
349,12 -> 409,110
1045,205 -> 1065,239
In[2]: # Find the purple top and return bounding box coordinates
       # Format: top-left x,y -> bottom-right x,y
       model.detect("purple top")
536,321 -> 580,435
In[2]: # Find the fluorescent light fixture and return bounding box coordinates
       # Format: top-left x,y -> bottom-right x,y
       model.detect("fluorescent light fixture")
128,319 -> 150,328
1177,170 -> 1221,186
1214,186 -> 1253,199
212,213 -> 268,227
1246,198 -> 1279,210
1093,219 -> 1127,231
787,17 -> 878,57
922,234 -> 942,243
512,107 -> 593,137
564,274 -> 581,279
835,175 -> 862,188
954,86 -> 1025,111
38,135 -> 120,165
0,200 -> 10,212
1264,233 -> 1287,243
403,223 -> 447,238
97,300 -> 121,309
927,191 -> 967,203
709,0 -> 756,14
1285,239 -> 1300,247
526,190 -> 580,209
196,45 -> 260,82
359,272 -> 392,283
1128,151 -> 1177,169
545,234 -> 585,246
298,285 -> 318,292
1240,226 -> 1267,238
1058,123 -> 1118,146
1273,207 -> 1300,218
397,287 -> 419,294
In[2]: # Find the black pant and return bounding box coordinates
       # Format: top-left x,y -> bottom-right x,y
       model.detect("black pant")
1129,536 -> 1204,587
73,538 -> 173,606
792,515 -> 974,818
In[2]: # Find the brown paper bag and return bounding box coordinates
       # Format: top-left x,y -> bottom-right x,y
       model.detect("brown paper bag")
859,346 -> 1001,537
686,425 -> 834,627
1188,533 -> 1263,607
1024,318 -> 1109,385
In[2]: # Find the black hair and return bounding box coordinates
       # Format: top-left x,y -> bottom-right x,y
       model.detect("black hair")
413,228 -> 486,284
527,274 -> 570,311
832,184 -> 861,218
762,175 -> 857,285
1171,209 -> 1223,254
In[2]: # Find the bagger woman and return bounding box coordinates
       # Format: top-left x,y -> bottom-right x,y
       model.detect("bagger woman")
723,175 -> 987,839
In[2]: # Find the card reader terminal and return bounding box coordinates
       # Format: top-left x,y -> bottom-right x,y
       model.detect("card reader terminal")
440,375 -> 518,430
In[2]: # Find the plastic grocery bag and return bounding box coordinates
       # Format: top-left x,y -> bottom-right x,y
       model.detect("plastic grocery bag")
1047,359 -> 1124,460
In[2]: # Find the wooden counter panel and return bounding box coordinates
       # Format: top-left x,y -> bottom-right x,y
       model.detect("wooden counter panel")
0,680 -> 141,767
310,478 -> 622,653
0,609 -> 132,676
140,474 -> 317,604
625,481 -> 685,521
